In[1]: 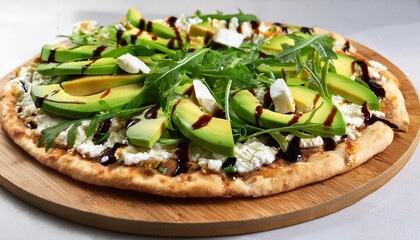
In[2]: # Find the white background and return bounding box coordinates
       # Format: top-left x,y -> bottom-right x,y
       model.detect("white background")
0,0 -> 419,239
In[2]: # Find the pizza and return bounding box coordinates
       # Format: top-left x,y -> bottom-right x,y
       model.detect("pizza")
1,8 -> 409,197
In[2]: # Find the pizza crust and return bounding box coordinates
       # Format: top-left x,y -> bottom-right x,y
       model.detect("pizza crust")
1,75 -> 395,197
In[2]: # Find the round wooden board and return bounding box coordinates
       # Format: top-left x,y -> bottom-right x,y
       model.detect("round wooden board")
0,42 -> 419,237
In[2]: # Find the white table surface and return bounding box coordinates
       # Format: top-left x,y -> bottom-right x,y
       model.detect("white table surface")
1,0 -> 419,239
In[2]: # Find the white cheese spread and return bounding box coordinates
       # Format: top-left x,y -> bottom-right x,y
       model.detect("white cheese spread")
234,138 -> 277,174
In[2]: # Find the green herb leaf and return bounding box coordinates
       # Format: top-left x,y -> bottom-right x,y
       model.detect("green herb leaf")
195,10 -> 259,22
67,120 -> 82,147
223,166 -> 237,173
93,132 -> 110,145
38,120 -> 79,152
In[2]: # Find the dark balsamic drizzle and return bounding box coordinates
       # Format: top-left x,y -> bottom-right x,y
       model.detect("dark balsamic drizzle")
126,118 -> 140,129
322,138 -> 337,151
19,81 -> 28,92
222,157 -> 237,168
173,142 -> 189,176
254,105 -> 264,126
323,106 -> 338,127
183,85 -> 194,97
34,97 -> 45,108
130,29 -> 144,44
138,18 -> 146,30
26,121 -> 38,129
278,136 -> 301,163
92,45 -> 107,57
250,20 -> 260,34
48,49 -> 56,62
222,157 -> 238,179
288,114 -> 302,126
248,88 -> 256,96
273,22 -> 289,33
192,115 -> 213,130
81,58 -> 98,74
144,105 -> 160,119
99,143 -> 125,166
361,102 -> 398,128
167,16 -> 177,27
313,94 -> 321,107
116,28 -> 125,47
100,89 -> 111,99
342,40 -> 350,52
300,27 -> 312,35
351,60 -> 386,98
146,21 -> 153,32
263,90 -> 272,109
167,38 -> 176,49
93,119 -> 111,143
214,109 -> 226,119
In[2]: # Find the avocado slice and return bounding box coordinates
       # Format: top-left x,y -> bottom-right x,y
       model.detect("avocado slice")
37,58 -> 117,76
31,83 -> 143,118
332,53 -> 356,78
189,21 -> 217,38
256,63 -> 308,79
326,73 -> 380,110
231,86 -> 346,137
172,99 -> 234,156
36,57 -> 155,76
260,32 -> 309,55
61,74 -> 145,96
126,106 -> 168,148
126,7 -> 177,39
41,44 -> 115,62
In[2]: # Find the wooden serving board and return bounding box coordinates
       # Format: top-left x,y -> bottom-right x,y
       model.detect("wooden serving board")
0,42 -> 419,237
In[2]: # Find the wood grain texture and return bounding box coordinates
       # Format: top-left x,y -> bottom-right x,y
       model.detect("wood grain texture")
0,42 -> 419,237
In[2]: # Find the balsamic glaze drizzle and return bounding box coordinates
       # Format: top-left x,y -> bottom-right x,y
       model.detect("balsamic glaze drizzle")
48,49 -> 56,62
192,115 -> 213,130
93,119 -> 111,143
100,143 -> 125,166
144,105 -> 160,119
173,142 -> 189,176
351,60 -> 386,98
322,138 -> 337,151
278,136 -> 302,163
125,118 -> 140,129
92,45 -> 107,57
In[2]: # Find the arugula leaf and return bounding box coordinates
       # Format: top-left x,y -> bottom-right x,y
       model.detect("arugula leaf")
38,120 -> 79,152
125,48 -> 209,111
275,33 -> 337,99
195,9 -> 259,22
67,120 -> 82,147
38,106 -> 151,151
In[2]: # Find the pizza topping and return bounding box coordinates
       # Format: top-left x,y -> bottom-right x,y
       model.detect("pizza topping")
270,78 -> 296,113
9,8 -> 399,177
234,138 -> 276,174
212,28 -> 245,48
277,136 -> 302,163
192,79 -> 222,116
116,53 -> 151,74
173,142 -> 190,176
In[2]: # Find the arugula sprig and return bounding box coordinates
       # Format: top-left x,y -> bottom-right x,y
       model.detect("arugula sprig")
275,33 -> 337,99
195,9 -> 259,22
230,103 -> 334,152
38,106 -> 152,152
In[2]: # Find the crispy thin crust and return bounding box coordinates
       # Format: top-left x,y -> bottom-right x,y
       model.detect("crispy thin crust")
1,70 -> 402,198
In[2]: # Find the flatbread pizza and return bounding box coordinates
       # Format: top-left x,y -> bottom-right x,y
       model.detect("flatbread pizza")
1,8 -> 409,197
